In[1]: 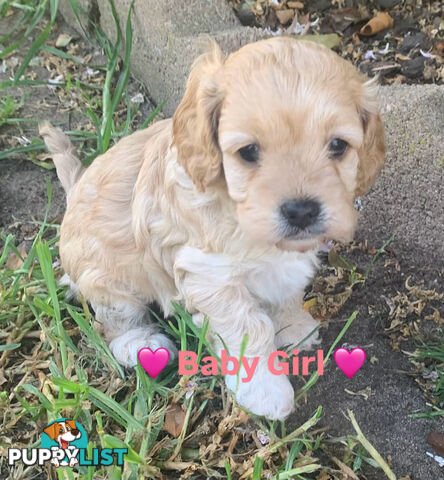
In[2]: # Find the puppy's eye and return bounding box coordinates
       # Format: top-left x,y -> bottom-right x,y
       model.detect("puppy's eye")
238,144 -> 259,163
328,138 -> 348,158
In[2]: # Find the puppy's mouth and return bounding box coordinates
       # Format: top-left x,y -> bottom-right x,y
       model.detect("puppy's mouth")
283,225 -> 325,240
276,234 -> 325,253
275,221 -> 327,252
60,439 -> 69,449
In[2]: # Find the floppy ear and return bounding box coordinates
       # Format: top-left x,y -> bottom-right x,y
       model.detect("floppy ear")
66,419 -> 77,430
355,80 -> 386,197
172,42 -> 225,192
43,423 -> 58,440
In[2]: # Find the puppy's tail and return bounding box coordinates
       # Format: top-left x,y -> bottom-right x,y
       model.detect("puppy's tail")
39,122 -> 85,196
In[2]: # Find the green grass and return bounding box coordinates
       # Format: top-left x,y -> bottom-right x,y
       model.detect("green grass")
417,343 -> 444,403
409,342 -> 444,418
0,93 -> 24,127
0,0 -> 155,165
0,198 -> 320,478
0,199 -> 397,478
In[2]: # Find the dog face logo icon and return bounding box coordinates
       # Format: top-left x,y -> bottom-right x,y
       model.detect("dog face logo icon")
44,419 -> 81,450
41,418 -> 87,468
9,417 -> 127,468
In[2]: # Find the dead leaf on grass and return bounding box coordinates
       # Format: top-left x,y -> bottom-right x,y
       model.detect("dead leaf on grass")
0,368 -> 7,386
405,276 -> 443,301
331,456 -> 360,479
303,297 -> 317,312
328,247 -> 353,271
55,33 -> 72,48
276,9 -> 294,24
163,403 -> 187,438
308,289 -> 352,321
287,1 -> 304,8
6,244 -> 27,270
316,472 -> 332,480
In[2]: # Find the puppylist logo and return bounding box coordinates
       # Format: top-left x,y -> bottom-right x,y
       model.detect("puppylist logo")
8,418 -> 127,469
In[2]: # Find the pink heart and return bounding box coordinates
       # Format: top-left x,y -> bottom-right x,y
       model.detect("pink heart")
137,348 -> 170,378
334,347 -> 366,379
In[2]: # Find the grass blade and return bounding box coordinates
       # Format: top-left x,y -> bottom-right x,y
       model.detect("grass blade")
139,100 -> 166,130
14,22 -> 52,82
294,311 -> 358,403
42,45 -> 84,64
348,410 -> 396,480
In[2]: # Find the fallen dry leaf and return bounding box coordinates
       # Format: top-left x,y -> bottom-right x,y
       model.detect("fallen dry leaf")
344,387 -> 372,400
288,1 -> 304,8
427,431 -> 444,457
276,9 -> 294,24
316,471 -> 332,480
55,33 -> 72,48
360,12 -> 394,36
0,368 -> 7,386
6,245 -> 27,270
303,297 -> 317,312
332,456 -> 360,479
163,403 -> 187,438
328,247 -> 353,271
309,289 -> 352,321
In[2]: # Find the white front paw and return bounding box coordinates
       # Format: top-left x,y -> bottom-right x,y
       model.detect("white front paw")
276,311 -> 320,351
192,312 -> 206,327
174,246 -> 234,282
225,360 -> 294,420
109,328 -> 178,368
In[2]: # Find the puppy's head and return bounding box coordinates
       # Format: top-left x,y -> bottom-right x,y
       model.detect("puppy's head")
173,38 -> 385,251
44,420 -> 81,446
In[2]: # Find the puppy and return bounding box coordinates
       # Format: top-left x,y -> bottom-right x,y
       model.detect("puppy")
40,38 -> 385,420
43,419 -> 81,467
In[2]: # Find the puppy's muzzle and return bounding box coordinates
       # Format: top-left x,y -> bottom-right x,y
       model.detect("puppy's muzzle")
280,198 -> 322,235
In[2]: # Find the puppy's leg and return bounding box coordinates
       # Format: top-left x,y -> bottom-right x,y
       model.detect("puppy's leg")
92,302 -> 177,368
271,293 -> 321,351
174,246 -> 294,420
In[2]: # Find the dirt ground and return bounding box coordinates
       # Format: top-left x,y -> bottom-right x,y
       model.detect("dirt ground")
230,0 -> 444,86
0,15 -> 155,235
1,12 -> 443,480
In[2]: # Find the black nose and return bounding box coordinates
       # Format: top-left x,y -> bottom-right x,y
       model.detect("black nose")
71,429 -> 80,436
280,198 -> 321,230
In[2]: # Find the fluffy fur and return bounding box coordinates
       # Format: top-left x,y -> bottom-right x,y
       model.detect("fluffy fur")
40,38 -> 385,420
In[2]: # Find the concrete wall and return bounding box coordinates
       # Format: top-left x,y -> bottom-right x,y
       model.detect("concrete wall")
60,0 -> 267,115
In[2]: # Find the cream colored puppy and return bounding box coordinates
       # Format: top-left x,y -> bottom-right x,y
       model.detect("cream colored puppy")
41,38 -> 385,420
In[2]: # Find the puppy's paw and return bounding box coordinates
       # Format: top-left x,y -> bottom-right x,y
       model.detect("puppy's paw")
109,327 -> 177,368
225,360 -> 294,420
276,311 -> 321,351
192,312 -> 206,327
174,246 -> 233,280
